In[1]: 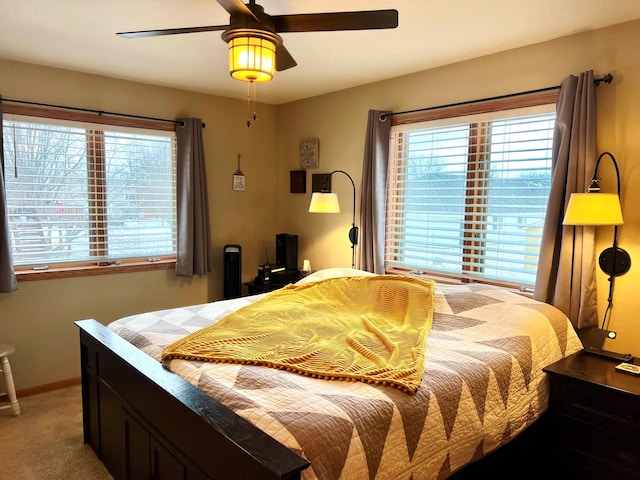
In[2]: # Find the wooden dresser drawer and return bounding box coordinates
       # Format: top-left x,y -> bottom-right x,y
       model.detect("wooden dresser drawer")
560,414 -> 640,476
557,379 -> 640,438
544,352 -> 640,480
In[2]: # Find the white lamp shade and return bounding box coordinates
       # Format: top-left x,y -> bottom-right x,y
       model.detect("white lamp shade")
563,193 -> 624,226
309,192 -> 340,213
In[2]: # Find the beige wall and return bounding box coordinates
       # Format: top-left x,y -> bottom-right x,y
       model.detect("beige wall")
275,19 -> 640,357
0,59 -> 279,389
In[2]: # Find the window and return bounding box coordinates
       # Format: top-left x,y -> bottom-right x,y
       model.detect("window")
2,108 -> 177,273
385,93 -> 557,288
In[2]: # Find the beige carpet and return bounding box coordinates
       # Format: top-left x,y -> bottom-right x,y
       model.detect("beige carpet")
0,385 -> 113,479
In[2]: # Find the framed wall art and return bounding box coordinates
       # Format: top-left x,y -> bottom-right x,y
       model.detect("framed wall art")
290,170 -> 306,194
300,138 -> 319,169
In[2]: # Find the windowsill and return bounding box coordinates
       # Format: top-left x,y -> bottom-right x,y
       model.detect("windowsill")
385,266 -> 534,298
15,259 -> 176,281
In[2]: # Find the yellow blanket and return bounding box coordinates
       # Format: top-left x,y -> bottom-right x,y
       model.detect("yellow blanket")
161,275 -> 435,393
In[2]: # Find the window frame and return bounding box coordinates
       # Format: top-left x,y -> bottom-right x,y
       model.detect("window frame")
3,104 -> 177,281
385,90 -> 559,289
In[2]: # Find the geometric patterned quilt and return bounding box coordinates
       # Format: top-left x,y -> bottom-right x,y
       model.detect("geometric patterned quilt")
108,274 -> 582,480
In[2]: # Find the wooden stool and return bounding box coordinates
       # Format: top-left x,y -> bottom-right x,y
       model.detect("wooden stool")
0,344 -> 20,416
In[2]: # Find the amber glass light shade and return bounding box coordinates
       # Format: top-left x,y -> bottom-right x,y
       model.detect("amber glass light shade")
227,33 -> 276,82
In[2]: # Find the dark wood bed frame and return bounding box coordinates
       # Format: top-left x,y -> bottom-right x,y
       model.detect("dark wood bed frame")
77,319 -> 310,480
77,318 -> 552,480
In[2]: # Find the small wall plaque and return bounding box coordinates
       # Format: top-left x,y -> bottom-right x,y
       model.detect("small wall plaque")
233,172 -> 245,191
300,138 -> 319,169
233,154 -> 245,191
290,170 -> 306,194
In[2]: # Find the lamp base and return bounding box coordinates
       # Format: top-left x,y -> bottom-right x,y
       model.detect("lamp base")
349,226 -> 359,246
599,246 -> 631,276
576,327 -> 633,362
582,347 -> 634,363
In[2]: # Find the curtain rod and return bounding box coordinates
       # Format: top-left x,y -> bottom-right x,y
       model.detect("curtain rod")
379,73 -> 613,121
1,98 -> 206,128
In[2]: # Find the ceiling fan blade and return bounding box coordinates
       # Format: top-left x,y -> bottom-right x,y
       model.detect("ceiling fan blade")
117,25 -> 228,38
276,43 -> 297,71
271,9 -> 398,33
217,0 -> 259,21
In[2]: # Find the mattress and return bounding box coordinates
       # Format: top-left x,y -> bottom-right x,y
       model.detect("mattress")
108,270 -> 582,480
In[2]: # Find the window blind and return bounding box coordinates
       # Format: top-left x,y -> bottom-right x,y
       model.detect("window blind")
386,109 -> 555,287
3,116 -> 177,267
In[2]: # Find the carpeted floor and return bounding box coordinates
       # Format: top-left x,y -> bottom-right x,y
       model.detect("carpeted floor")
0,385 -> 113,479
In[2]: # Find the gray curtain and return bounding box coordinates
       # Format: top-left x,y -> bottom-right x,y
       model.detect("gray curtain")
0,98 -> 18,293
534,71 -> 598,328
175,118 -> 212,277
358,109 -> 391,273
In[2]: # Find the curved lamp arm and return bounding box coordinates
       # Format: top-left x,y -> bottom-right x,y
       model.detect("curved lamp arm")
589,153 -> 629,273
316,170 -> 359,268
589,152 -> 630,329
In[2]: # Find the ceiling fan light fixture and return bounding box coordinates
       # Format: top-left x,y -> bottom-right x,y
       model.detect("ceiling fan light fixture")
224,29 -> 277,82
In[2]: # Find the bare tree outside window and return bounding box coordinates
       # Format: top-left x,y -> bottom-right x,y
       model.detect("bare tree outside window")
2,118 -> 176,267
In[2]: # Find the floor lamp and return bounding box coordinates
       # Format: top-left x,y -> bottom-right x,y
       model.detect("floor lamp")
308,170 -> 358,269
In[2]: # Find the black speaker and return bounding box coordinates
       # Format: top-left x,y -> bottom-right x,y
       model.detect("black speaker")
223,244 -> 242,299
276,234 -> 298,270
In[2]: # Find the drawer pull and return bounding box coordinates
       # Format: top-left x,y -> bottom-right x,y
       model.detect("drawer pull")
569,401 -> 634,421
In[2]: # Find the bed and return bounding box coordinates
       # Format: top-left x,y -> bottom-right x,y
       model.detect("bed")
76,268 -> 582,480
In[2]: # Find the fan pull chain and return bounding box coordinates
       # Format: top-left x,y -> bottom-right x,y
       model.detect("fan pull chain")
252,81 -> 257,122
246,81 -> 258,128
246,82 -> 251,127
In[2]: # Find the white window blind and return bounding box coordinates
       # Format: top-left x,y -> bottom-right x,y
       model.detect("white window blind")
3,115 -> 177,267
386,107 -> 556,288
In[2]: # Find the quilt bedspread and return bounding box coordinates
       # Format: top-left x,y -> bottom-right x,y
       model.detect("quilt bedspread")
108,280 -> 582,480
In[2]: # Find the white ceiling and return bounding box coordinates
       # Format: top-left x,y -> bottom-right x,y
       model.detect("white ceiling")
2,0 -> 640,105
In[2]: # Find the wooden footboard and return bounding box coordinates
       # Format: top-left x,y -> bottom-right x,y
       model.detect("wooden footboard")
76,319 -> 310,480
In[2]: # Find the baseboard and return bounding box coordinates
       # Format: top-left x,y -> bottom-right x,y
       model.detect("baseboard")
0,377 -> 81,401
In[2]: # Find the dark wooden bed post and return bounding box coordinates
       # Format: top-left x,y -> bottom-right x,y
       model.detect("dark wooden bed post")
76,319 -> 310,480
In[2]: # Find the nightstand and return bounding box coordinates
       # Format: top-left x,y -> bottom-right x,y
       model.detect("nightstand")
244,282 -> 288,295
543,352 -> 640,479
244,268 -> 302,295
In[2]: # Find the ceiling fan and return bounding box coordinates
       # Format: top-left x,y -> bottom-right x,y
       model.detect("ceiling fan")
117,0 -> 399,76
